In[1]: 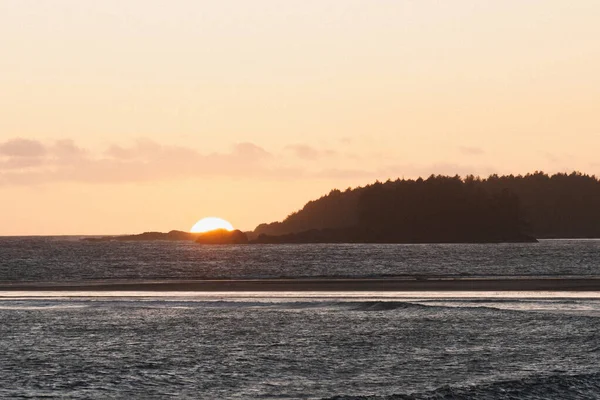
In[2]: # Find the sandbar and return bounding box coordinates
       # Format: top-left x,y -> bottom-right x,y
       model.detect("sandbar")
1,277 -> 600,292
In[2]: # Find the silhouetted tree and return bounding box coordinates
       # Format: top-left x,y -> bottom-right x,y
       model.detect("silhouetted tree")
254,172 -> 600,239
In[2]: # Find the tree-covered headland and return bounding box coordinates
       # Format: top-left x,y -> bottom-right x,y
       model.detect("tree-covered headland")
254,172 -> 600,242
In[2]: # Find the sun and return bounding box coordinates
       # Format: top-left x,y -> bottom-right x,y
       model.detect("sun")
191,217 -> 234,233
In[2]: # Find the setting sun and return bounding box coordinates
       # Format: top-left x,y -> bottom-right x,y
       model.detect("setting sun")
191,217 -> 234,233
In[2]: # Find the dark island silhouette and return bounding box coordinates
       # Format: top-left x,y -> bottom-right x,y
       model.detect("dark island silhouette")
255,174 -> 535,243
85,230 -> 199,242
87,172 -> 600,244
86,229 -> 248,243
195,229 -> 249,244
255,172 -> 600,240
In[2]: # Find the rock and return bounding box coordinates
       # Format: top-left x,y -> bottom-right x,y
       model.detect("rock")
195,229 -> 248,245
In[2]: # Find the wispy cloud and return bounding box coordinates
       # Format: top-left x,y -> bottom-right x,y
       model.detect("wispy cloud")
314,163 -> 496,181
0,137 -> 497,186
284,144 -> 336,160
0,138 -> 285,185
0,139 -> 47,158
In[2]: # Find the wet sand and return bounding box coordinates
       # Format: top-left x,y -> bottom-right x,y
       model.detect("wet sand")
1,277 -> 600,292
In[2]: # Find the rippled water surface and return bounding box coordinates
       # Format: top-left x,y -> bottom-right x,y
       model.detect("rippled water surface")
1,237 -> 600,282
2,238 -> 600,399
1,296 -> 600,399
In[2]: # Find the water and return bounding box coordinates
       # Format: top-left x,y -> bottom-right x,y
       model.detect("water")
1,237 -> 600,282
1,238 -> 600,399
1,295 -> 600,399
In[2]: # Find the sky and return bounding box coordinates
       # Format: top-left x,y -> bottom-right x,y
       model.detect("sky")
1,0 -> 599,235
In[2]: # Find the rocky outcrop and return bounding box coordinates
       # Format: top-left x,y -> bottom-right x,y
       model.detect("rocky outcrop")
83,230 -> 198,242
195,229 -> 249,245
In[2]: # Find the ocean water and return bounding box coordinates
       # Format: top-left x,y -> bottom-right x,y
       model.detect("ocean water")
1,294 -> 600,399
1,237 -> 600,282
1,238 -> 600,399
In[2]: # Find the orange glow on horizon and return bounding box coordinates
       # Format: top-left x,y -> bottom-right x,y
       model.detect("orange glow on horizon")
2,1 -> 600,235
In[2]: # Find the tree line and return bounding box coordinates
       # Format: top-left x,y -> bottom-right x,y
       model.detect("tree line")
254,172 -> 600,239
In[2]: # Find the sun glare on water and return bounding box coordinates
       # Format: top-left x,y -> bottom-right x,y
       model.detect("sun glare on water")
191,217 -> 235,233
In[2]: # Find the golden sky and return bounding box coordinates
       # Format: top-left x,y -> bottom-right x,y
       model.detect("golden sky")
1,1 -> 599,235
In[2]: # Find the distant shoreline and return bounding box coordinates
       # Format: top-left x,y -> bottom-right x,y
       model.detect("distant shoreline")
2,277 -> 600,292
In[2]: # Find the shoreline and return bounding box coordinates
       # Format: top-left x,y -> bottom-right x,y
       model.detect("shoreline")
2,277 -> 600,292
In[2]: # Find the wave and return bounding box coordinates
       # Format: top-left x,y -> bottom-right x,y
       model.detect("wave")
201,300 -> 429,311
343,301 -> 430,312
180,300 -> 432,312
420,298 -> 582,304
5,298 -> 591,315
0,298 -> 434,312
324,372 -> 600,399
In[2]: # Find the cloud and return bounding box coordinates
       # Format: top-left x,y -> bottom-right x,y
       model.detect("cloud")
105,139 -> 197,161
0,138 -> 284,186
0,156 -> 45,170
381,162 -> 496,178
232,142 -> 272,161
105,144 -> 135,160
0,137 -> 497,186
458,146 -> 485,156
0,139 -> 47,158
285,144 -> 336,160
312,162 -> 496,181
